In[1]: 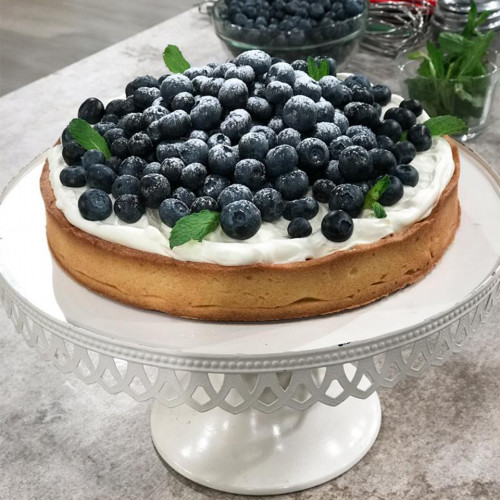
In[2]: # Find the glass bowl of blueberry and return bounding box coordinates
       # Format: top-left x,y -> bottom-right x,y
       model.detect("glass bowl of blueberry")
209,0 -> 369,65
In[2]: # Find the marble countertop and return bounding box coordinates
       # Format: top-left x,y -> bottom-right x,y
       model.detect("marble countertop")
1,8 -> 499,500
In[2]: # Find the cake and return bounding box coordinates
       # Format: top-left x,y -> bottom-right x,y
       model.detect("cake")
40,49 -> 461,321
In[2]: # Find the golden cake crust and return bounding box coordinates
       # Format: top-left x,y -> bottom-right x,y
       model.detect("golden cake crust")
40,140 -> 461,321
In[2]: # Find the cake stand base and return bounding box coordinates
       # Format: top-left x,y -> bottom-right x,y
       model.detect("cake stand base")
150,392 -> 381,495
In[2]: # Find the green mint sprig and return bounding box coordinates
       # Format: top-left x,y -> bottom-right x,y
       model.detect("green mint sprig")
363,175 -> 391,218
68,118 -> 111,159
307,56 -> 329,81
163,45 -> 191,74
169,210 -> 220,249
400,115 -> 468,141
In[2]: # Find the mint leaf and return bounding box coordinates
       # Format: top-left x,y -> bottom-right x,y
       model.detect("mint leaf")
462,0 -> 478,38
169,210 -> 220,249
306,56 -> 329,81
364,175 -> 391,210
372,202 -> 387,219
163,45 -> 191,74
68,118 -> 111,159
424,116 -> 468,136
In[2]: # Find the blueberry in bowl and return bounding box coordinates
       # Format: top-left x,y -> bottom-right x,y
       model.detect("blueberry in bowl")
209,0 -> 369,65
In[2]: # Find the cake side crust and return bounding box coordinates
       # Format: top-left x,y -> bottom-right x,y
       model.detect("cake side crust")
40,140 -> 461,321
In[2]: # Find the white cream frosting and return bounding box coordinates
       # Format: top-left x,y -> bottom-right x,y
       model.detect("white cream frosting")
48,91 -> 454,266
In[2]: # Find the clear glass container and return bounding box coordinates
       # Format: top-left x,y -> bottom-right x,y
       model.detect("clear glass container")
209,0 -> 368,65
398,50 -> 499,141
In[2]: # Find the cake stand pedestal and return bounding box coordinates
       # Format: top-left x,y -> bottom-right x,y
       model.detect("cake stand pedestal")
1,141 -> 499,495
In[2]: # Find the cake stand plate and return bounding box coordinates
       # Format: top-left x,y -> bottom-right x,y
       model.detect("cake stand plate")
1,141 -> 499,495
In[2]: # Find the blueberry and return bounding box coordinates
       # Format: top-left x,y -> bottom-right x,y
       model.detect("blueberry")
393,164 -> 419,187
133,86 -> 161,110
407,124 -> 432,152
324,160 -> 345,184
191,196 -> 219,213
218,184 -> 253,208
321,210 -> 353,242
225,65 -> 255,86
343,102 -> 379,127
171,92 -> 195,113
250,81 -> 266,98
291,60 -> 308,72
99,115 -> 118,127
78,97 -> 105,124
143,106 -> 168,126
125,75 -> 159,96
106,156 -> 122,173
120,112 -> 146,136
220,200 -> 262,240
60,166 -> 86,187
343,74 -> 371,90
106,99 -> 126,117
238,132 -> 269,161
190,96 -> 223,130
184,66 -> 213,79
86,164 -> 117,193
112,174 -> 141,198
250,125 -> 278,149
160,110 -> 191,139
113,194 -> 145,223
345,0 -> 365,16
158,198 -> 190,227
178,163 -> 206,191
297,138 -> 330,174
234,159 -> 267,190
288,218 -> 312,238
385,107 -> 416,131
346,125 -> 375,139
267,116 -> 285,134
179,139 -> 209,165
350,85 -> 374,105
283,95 -> 317,132
315,100 -> 335,122
158,158 -> 185,186
373,102 -> 383,119
220,109 -> 252,142
78,189 -> 112,221
207,133 -> 231,149
265,80 -> 293,104
378,175 -> 404,206
283,197 -> 319,221
389,141 -> 416,164
375,119 -> 402,142
200,77 -> 226,97
338,145 -> 373,182
218,78 -> 249,110
192,75 -> 210,94
208,144 -> 239,176
103,128 -> 126,146
62,141 -> 85,166
277,128 -> 301,147
61,126 -> 74,145
293,77 -> 322,102
275,169 -> 309,200
189,130 -> 209,143
127,132 -> 153,157
252,188 -> 284,222
312,123 -> 341,145
376,135 -> 394,150
140,173 -> 171,208
369,148 -> 397,174
265,145 -> 298,178
142,162 -> 162,176
312,179 -> 336,203
328,135 -> 353,161
172,186 -> 196,208
236,50 -> 272,76
333,110 -> 349,134
266,62 -> 296,86
328,184 -> 364,217
371,84 -> 392,106
118,156 -> 147,178
246,96 -> 273,122
160,74 -> 194,104
319,75 -> 344,106
399,98 -> 423,117
351,132 -> 377,150
201,174 -> 230,200
82,149 -> 106,169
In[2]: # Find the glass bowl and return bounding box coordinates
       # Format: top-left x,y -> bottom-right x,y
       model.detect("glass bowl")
398,49 -> 499,141
209,0 -> 368,66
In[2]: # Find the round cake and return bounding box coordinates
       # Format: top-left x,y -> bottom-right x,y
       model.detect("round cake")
40,49 -> 461,321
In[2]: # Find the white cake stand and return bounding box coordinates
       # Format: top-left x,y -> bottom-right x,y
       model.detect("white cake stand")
1,141 -> 499,496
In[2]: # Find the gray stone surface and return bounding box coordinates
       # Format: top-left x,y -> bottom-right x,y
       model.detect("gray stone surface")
1,8 -> 499,500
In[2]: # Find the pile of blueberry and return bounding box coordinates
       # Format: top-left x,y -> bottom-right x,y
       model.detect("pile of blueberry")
60,49 -> 430,243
